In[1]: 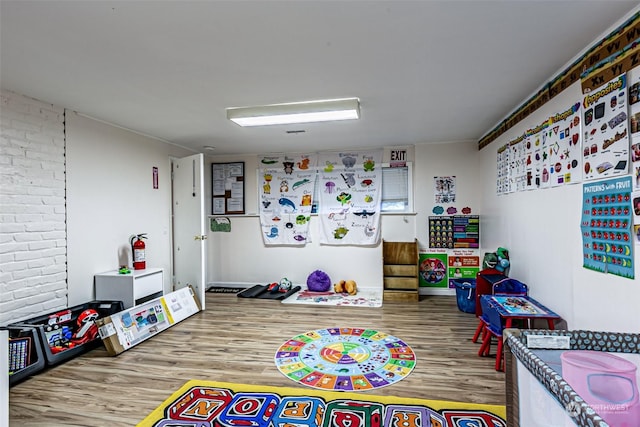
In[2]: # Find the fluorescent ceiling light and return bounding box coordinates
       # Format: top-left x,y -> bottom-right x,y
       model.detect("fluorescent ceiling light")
227,98 -> 360,127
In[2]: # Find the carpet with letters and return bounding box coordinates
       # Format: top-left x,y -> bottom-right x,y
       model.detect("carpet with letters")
138,380 -> 506,426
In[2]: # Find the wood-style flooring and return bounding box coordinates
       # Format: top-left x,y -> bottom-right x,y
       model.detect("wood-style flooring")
9,292 -> 507,426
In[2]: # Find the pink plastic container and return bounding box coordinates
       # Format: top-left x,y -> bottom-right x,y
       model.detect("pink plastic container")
561,350 -> 640,427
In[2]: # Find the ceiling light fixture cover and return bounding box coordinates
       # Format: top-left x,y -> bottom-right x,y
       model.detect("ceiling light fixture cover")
227,97 -> 360,127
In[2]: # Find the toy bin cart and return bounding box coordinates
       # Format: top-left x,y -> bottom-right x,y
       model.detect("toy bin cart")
451,278 -> 476,314
9,300 -> 123,367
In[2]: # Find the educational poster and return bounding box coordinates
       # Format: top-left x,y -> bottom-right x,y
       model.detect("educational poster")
452,215 -> 480,248
418,252 -> 448,288
524,127 -> 544,190
258,153 -> 317,245
428,216 -> 453,249
581,176 -> 634,279
448,250 -> 480,288
544,102 -> 583,187
634,190 -> 640,247
434,176 -> 456,203
509,137 -> 527,192
496,144 -> 510,195
628,67 -> 640,189
317,150 -> 383,245
582,74 -> 629,181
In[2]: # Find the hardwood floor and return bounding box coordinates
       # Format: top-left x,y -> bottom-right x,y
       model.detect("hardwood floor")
9,292 -> 506,426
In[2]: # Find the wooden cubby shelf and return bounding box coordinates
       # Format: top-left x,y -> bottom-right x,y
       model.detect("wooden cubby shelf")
382,239 -> 419,302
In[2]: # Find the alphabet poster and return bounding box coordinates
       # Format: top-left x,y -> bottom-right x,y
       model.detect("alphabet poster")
317,150 -> 383,245
258,153 -> 317,245
581,176 -> 634,279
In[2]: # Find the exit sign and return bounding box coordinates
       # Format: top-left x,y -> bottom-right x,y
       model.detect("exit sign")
390,149 -> 406,167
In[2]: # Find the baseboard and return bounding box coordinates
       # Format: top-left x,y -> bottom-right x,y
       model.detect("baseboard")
207,281 -> 382,292
419,288 -> 456,296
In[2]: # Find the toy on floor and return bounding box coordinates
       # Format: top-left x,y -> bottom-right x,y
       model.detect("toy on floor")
268,278 -> 293,293
306,270 -> 331,292
333,279 -> 357,295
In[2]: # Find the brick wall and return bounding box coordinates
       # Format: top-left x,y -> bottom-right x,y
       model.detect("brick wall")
0,90 -> 67,326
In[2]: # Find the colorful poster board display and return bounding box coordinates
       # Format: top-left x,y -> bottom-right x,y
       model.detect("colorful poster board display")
581,176 -> 634,279
428,216 -> 453,249
453,215 -> 480,248
582,74 -> 629,181
448,251 -> 480,288
418,253 -> 448,288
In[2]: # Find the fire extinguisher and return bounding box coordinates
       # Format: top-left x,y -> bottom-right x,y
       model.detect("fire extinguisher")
130,233 -> 147,270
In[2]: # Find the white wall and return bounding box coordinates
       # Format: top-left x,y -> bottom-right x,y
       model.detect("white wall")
205,142 -> 483,291
65,112 -> 193,306
0,90 -> 67,325
478,85 -> 639,333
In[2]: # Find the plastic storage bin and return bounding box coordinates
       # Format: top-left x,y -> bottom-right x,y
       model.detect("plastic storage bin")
452,279 -> 476,313
9,300 -> 123,367
4,325 -> 46,386
561,350 -> 640,427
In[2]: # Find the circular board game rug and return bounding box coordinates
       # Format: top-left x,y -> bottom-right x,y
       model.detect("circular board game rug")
274,327 -> 416,392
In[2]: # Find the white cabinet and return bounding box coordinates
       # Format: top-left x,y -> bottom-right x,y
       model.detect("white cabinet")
95,268 -> 164,309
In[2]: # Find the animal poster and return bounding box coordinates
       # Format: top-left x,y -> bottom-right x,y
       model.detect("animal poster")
258,153 -> 317,245
434,176 -> 456,203
582,73 -> 630,181
418,252 -> 448,288
580,176 -> 634,279
317,150 -> 383,245
543,102 -> 583,187
628,66 -> 640,190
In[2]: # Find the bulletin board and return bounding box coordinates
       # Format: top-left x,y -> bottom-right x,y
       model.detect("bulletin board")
212,162 -> 245,215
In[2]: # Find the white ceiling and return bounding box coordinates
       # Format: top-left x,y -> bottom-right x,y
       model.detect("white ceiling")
1,1 -> 638,155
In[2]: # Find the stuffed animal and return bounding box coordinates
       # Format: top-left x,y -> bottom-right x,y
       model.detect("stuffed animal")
333,279 -> 357,295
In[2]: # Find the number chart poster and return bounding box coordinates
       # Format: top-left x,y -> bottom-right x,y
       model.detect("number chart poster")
581,176 -> 634,279
582,73 -> 629,181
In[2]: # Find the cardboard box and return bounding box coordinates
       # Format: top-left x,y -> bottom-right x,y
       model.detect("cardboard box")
96,286 -> 201,356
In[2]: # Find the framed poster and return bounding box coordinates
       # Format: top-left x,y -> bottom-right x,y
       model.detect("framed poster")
211,162 -> 245,215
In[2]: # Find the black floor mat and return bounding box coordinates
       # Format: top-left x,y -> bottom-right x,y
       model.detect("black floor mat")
206,286 -> 243,294
237,284 -> 301,300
